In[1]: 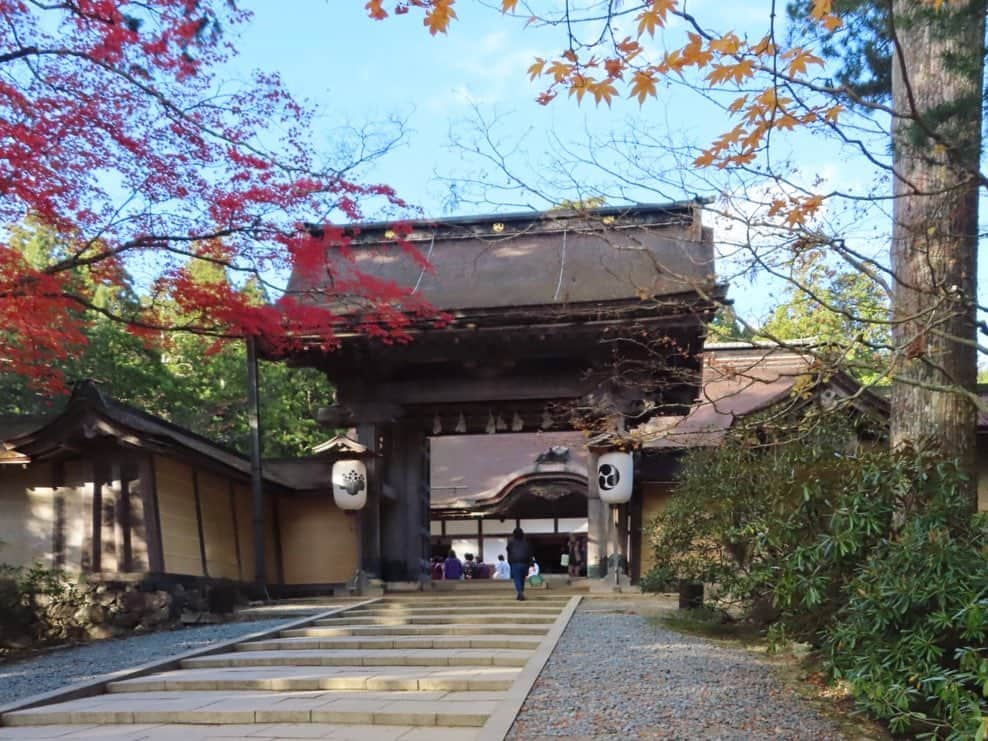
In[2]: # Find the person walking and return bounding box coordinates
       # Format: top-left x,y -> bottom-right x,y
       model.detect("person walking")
506,527 -> 533,601
567,533 -> 583,579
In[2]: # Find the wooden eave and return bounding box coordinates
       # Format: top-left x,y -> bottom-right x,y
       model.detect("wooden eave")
308,200 -> 707,247
430,470 -> 589,519
4,382 -> 296,492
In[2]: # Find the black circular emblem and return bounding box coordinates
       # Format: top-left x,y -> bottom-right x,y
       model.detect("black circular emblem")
598,463 -> 620,491
340,469 -> 365,496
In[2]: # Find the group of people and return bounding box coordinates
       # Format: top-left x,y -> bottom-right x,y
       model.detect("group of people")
431,527 -> 542,600
430,551 -> 500,580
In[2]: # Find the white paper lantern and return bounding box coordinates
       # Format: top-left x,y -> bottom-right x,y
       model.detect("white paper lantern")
596,451 -> 633,504
332,459 -> 367,510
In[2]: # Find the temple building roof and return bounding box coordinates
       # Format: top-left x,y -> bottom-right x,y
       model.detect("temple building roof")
288,201 -> 716,319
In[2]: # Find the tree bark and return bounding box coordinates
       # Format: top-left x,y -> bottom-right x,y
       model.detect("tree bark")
890,0 -> 984,506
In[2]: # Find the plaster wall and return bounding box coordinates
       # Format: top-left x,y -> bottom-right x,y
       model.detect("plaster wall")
154,455 -> 204,576
277,493 -> 358,584
198,471 -> 240,579
0,462 -> 54,568
232,483 -> 280,583
638,482 -> 674,576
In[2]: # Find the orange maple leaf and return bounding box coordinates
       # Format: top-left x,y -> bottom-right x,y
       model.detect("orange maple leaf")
709,33 -> 741,55
810,0 -> 833,20
528,57 -> 547,80
706,58 -> 754,85
365,0 -> 388,20
681,33 -> 714,68
787,50 -> 824,76
727,94 -> 748,113
636,0 -> 677,37
548,60 -> 573,82
604,58 -> 625,79
590,79 -> 618,106
424,0 -> 457,35
569,74 -> 589,104
616,37 -> 642,57
629,70 -> 658,104
694,150 -> 716,168
501,0 -> 519,12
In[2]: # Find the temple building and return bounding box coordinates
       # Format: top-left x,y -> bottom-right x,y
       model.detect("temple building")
2,204 -> 985,591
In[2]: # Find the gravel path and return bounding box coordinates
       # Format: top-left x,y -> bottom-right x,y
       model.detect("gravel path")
0,618 -> 293,706
508,599 -> 846,740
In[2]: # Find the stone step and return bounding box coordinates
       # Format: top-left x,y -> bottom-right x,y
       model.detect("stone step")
281,623 -> 551,638
312,614 -> 556,626
372,592 -> 569,610
3,689 -> 500,728
181,648 -> 533,669
0,724 -> 483,740
346,606 -> 563,616
238,634 -> 543,652
107,665 -> 520,693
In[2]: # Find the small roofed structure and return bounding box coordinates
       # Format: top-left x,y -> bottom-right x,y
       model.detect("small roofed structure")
0,381 -> 361,591
310,435 -> 375,459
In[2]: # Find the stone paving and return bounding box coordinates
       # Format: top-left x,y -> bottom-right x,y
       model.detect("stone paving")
0,595 -> 576,740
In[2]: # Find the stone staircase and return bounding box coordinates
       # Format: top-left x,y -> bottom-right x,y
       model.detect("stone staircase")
0,594 -> 577,740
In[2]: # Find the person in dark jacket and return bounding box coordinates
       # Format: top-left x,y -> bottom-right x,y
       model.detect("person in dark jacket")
506,527 -> 533,600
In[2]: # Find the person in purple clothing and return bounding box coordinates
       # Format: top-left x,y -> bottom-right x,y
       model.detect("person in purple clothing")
444,550 -> 464,580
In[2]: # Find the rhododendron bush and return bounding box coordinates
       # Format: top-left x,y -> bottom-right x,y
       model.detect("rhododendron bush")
0,0 -> 429,393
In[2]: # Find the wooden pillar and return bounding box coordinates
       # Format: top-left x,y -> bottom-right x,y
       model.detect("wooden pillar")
357,423 -> 382,578
629,466 -> 643,585
380,419 -> 429,582
90,460 -> 107,573
139,455 -> 165,573
245,335 -> 266,586
586,450 -> 606,578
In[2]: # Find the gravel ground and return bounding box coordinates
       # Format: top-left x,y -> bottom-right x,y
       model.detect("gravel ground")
508,599 -> 846,740
0,618 -> 293,707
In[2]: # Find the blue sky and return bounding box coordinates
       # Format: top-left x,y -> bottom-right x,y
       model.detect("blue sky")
222,1 -> 985,336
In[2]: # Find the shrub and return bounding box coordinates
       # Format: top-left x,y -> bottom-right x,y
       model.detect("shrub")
639,564 -> 677,593
647,414 -> 987,737
0,563 -> 85,646
825,501 -> 988,738
647,415 -> 870,623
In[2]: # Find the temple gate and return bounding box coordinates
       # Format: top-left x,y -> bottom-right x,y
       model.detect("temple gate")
282,202 -> 721,583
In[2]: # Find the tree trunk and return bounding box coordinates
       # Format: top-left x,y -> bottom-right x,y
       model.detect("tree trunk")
890,0 -> 984,506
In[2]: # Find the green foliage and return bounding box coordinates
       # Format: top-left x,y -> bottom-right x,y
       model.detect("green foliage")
786,0 -> 892,105
639,563 -> 677,593
0,564 -> 85,645
825,503 -> 988,739
707,304 -> 754,342
647,419 -> 988,737
648,415 -> 863,610
759,259 -> 891,384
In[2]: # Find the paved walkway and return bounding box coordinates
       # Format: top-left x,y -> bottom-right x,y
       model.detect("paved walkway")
0,595 -> 576,740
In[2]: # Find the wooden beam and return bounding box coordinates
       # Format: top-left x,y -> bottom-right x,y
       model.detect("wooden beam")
246,335 -> 266,586
229,479 -> 243,581
192,469 -> 209,577
140,455 -> 165,573
91,460 -> 105,573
